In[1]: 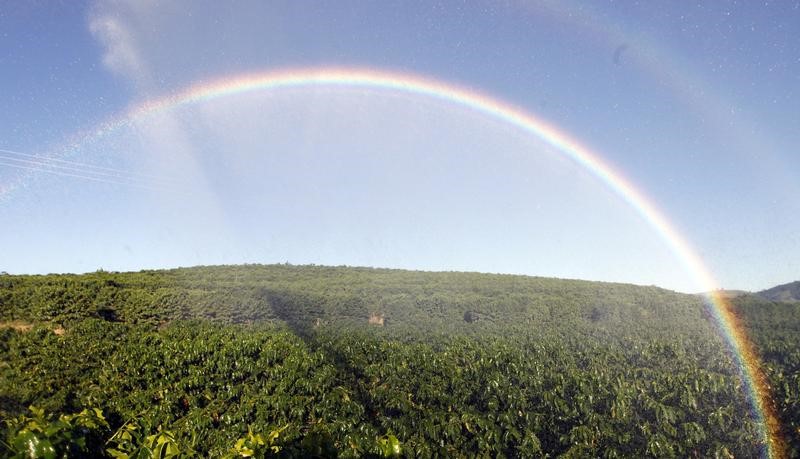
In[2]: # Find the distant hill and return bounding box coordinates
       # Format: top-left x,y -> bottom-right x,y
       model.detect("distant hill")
757,280 -> 800,302
704,289 -> 749,299
0,264 -> 705,337
700,281 -> 800,303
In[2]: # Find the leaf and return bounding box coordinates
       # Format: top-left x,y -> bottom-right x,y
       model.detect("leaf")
36,439 -> 57,459
29,406 -> 45,419
385,435 -> 401,456
267,425 -> 289,444
107,448 -> 131,459
153,441 -> 168,459
12,432 -> 57,459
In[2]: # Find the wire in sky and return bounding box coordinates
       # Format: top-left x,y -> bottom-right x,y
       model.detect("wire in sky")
0,148 -> 188,187
0,159 -> 189,195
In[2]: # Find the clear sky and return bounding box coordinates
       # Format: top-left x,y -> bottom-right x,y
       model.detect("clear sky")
1,1 -> 798,293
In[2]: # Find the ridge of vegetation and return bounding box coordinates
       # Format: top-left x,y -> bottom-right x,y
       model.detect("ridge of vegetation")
1,264 -> 797,457
758,281 -> 800,303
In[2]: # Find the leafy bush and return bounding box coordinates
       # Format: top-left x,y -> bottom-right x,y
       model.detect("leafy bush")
2,406 -> 109,458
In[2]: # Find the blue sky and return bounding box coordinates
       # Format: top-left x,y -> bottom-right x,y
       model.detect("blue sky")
1,1 -> 798,292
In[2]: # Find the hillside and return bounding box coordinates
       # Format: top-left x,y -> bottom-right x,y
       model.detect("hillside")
0,264 -> 705,337
0,265 -> 797,457
702,289 -> 749,299
757,280 -> 800,302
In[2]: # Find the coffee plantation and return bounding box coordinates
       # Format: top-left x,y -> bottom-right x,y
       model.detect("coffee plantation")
0,265 -> 797,457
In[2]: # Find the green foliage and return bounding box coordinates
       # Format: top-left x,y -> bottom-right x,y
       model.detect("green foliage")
104,417 -> 200,459
0,264 -> 796,456
225,425 -> 286,458
375,435 -> 401,457
2,406 -> 109,458
731,295 -> 800,457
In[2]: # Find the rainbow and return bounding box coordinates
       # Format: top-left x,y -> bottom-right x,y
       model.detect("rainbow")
6,67 -> 786,455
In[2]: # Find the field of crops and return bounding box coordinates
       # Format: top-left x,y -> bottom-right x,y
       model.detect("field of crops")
0,265 -> 797,457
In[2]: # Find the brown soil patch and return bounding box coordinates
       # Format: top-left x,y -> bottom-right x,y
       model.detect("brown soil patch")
368,312 -> 385,326
0,321 -> 66,335
0,320 -> 33,332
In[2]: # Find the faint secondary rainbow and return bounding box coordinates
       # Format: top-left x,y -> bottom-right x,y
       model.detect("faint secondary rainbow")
13,67 -> 786,455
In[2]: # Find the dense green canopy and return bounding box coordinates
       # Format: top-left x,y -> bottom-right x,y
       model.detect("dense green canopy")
0,265 -> 797,457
